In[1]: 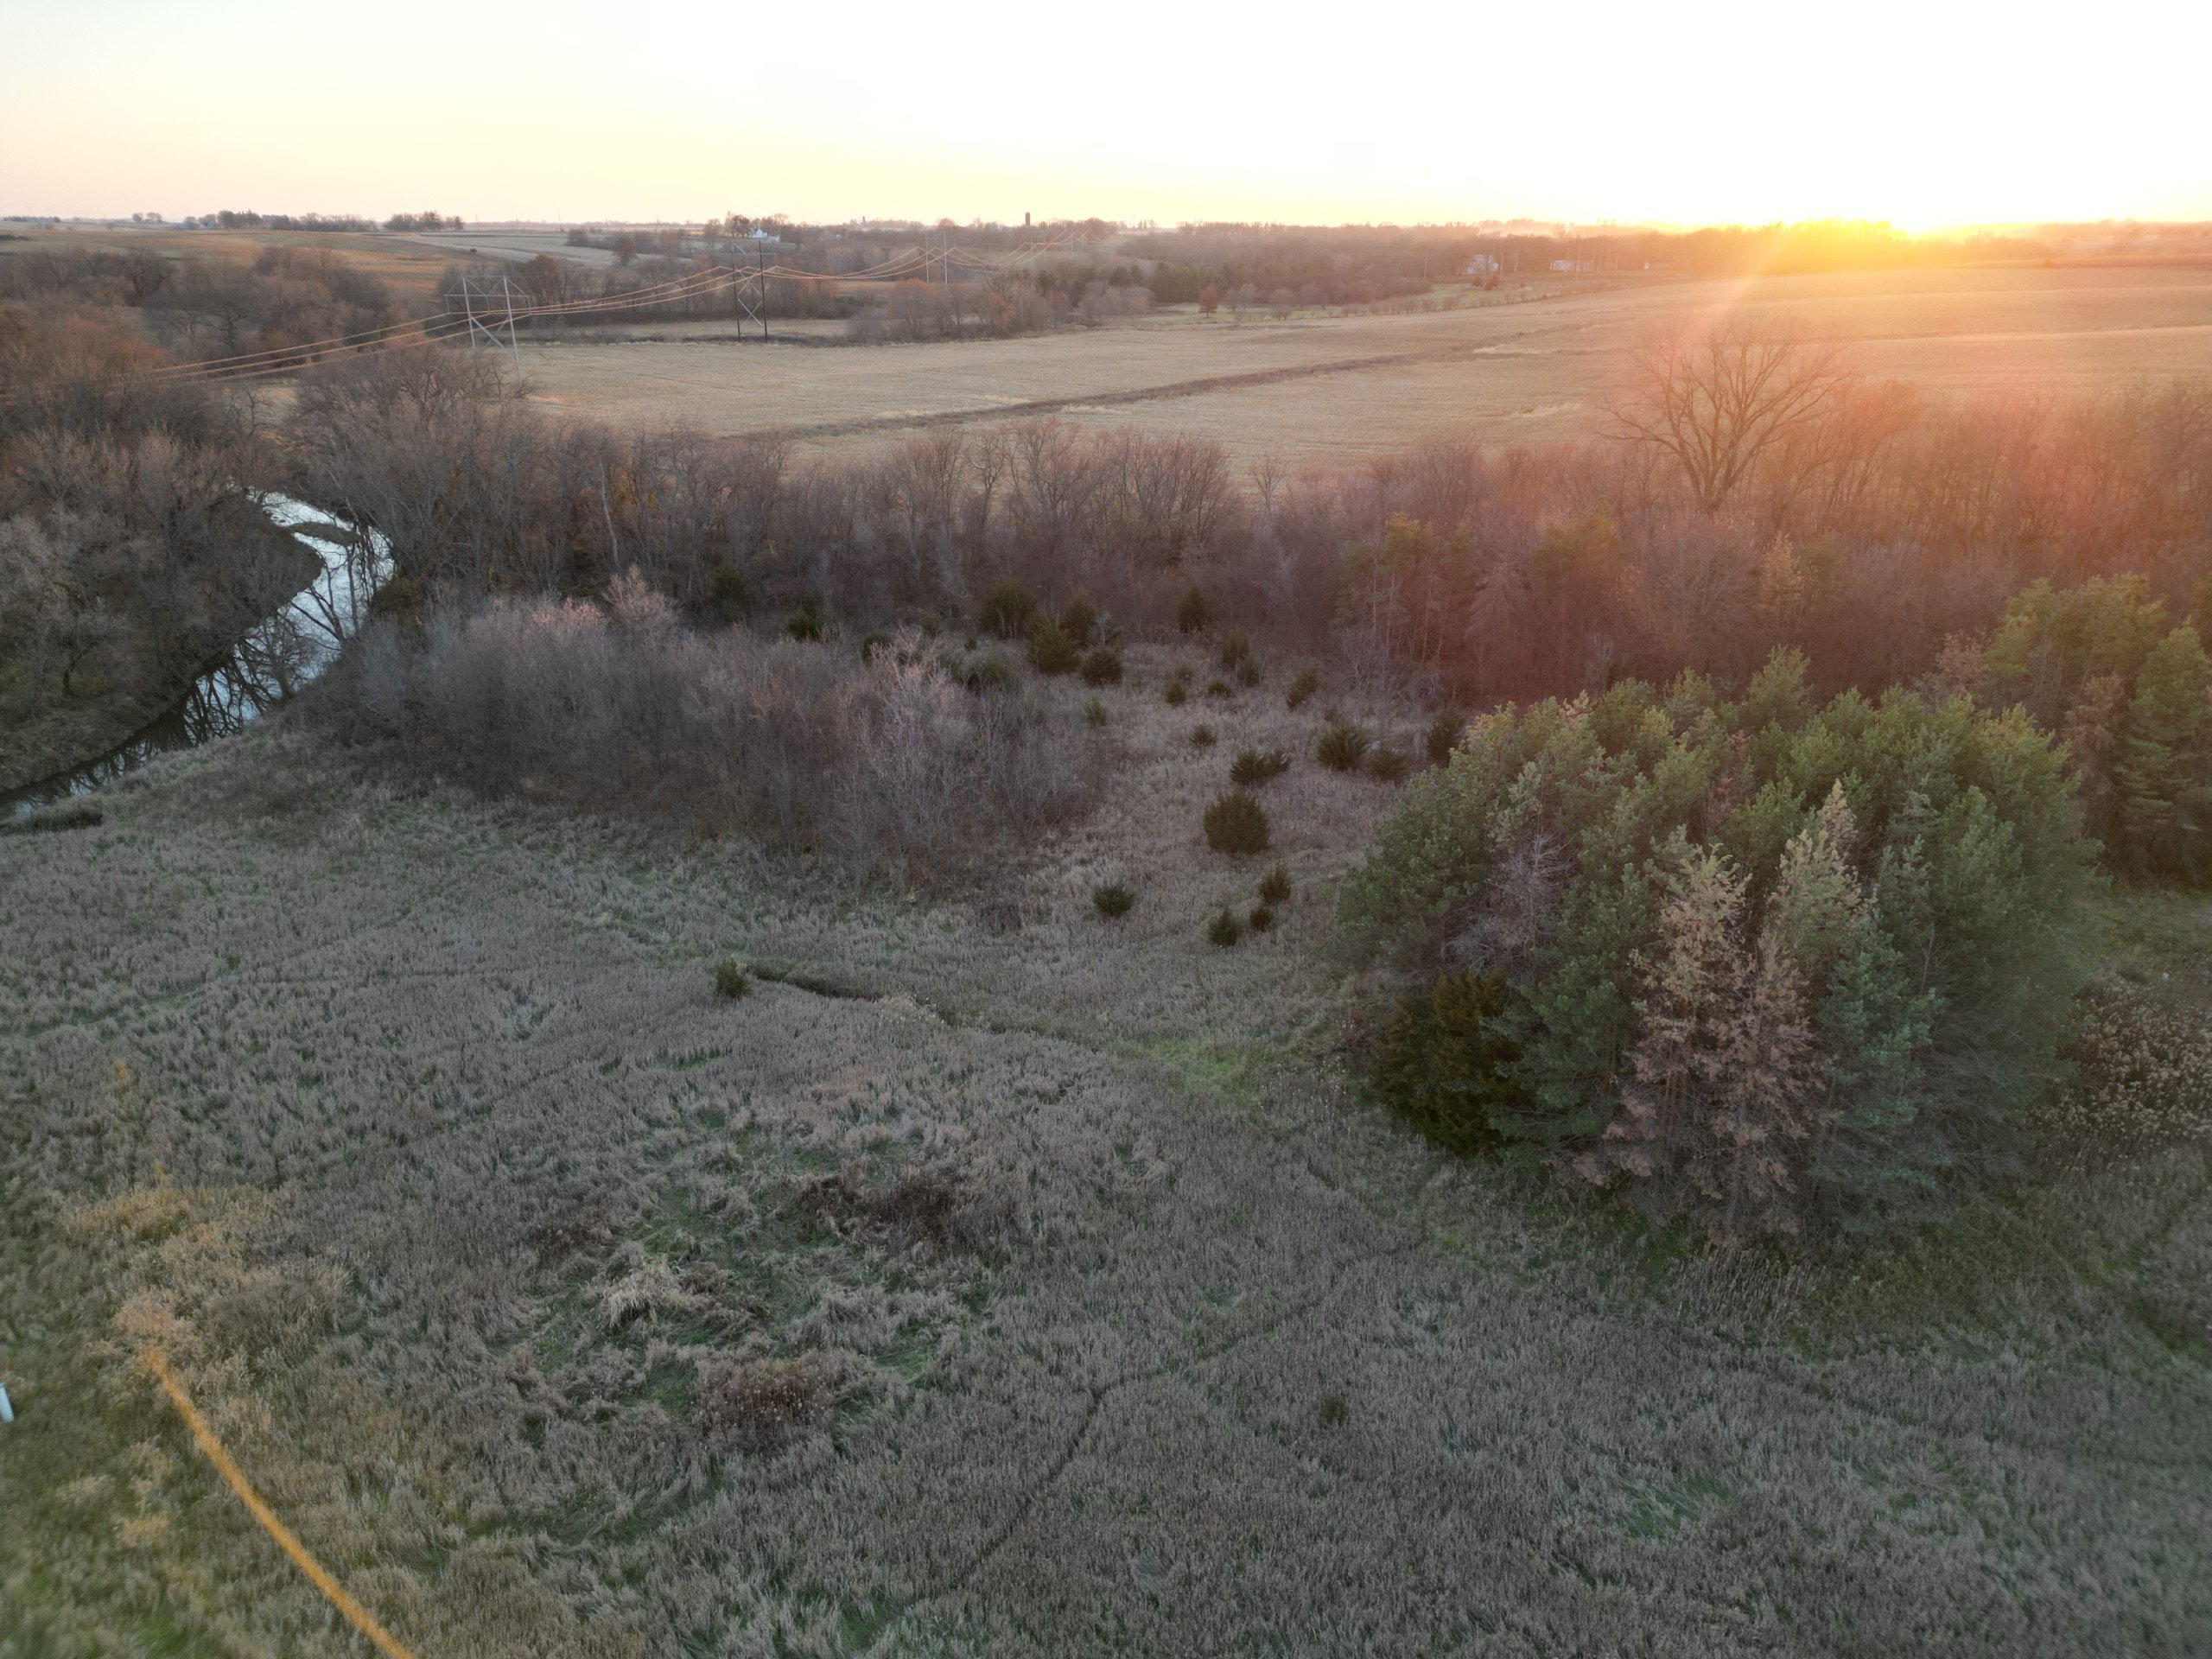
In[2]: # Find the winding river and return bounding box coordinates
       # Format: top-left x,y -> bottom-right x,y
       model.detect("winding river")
3,496 -> 392,819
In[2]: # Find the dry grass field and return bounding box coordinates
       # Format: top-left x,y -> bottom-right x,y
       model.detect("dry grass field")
513,264 -> 2212,466
1,225 -> 471,301
405,228 -> 626,270
4,653 -> 2207,1657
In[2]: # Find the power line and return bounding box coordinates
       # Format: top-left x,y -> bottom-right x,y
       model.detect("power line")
2,224 -> 1116,400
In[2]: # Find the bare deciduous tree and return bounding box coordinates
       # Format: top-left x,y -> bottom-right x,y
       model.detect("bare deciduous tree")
1612,317 -> 1855,512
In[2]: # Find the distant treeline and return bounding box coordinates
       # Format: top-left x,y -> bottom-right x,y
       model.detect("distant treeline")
1124,218 -> 2182,291
2,242 -> 407,361
188,209 -> 465,232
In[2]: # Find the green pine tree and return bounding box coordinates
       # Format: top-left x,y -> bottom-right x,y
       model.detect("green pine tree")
2115,625 -> 2212,877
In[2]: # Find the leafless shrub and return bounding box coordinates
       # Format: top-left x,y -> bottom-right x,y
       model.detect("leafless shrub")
308,584 -> 1103,886
798,1160 -> 1015,1260
529,1197 -> 616,1266
695,1353 -> 835,1448
601,1255 -> 707,1330
2046,980 -> 2212,1165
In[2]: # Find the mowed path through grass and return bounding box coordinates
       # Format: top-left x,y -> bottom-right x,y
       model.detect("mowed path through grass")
516,264 -> 2212,466
3,661 -> 2209,1656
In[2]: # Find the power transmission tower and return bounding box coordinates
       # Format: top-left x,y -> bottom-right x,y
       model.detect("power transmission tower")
731,231 -> 769,341
454,273 -> 522,373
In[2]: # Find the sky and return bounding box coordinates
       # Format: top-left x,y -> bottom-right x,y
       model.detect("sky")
4,0 -> 2209,230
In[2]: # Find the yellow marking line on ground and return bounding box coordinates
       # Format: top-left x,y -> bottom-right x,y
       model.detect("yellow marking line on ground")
143,1349 -> 420,1659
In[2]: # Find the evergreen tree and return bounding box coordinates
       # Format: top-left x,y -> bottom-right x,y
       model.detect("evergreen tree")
2058,671 -> 2128,853
1347,665 -> 2098,1247
2116,625 -> 2212,877
1580,842 -> 1830,1243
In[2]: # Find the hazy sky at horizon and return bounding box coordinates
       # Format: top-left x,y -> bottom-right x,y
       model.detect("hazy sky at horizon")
5,0 -> 2209,229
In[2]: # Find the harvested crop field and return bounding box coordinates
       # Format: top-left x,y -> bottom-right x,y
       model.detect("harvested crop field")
4,654 -> 2208,1657
1,225 -> 473,301
516,264 -> 2212,465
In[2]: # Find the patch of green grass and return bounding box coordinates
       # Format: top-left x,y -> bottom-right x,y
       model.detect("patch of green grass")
1618,1472 -> 1736,1542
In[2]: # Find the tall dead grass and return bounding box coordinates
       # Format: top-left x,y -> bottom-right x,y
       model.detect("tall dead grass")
3,719 -> 2204,1658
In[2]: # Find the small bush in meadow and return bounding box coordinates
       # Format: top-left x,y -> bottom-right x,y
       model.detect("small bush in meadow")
1207,906 -> 1243,947
1206,677 -> 1235,699
697,1354 -> 832,1448
1369,744 -> 1413,783
1084,696 -> 1109,727
979,578 -> 1039,639
1092,880 -> 1136,918
1258,862 -> 1291,905
1426,707 -> 1465,767
1217,630 -> 1263,688
715,958 -> 753,1000
2045,980 -> 2212,1161
1230,747 -> 1291,787
1204,790 -> 1270,855
1058,593 -> 1098,646
1027,615 -> 1080,675
957,653 -> 1016,694
1163,674 -> 1189,706
1248,902 -> 1277,933
1080,646 -> 1123,686
1318,720 -> 1370,771
785,599 -> 825,641
1189,724 -> 1217,747
1371,971 -> 1524,1154
705,563 -> 747,624
1177,583 -> 1211,635
1286,665 -> 1323,709
860,630 -> 893,662
982,582 -> 1039,640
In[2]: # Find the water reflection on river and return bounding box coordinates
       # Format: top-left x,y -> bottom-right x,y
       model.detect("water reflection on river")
3,494 -> 391,817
